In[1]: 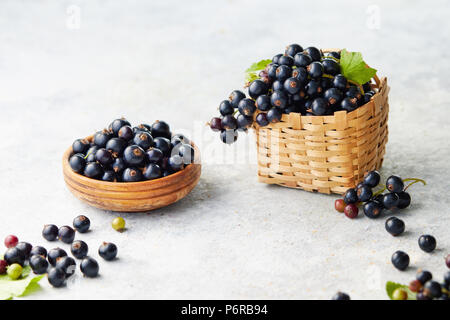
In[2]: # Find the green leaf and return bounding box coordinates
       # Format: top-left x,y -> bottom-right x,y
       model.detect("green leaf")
385,281 -> 416,300
244,59 -> 272,85
0,265 -> 44,300
340,49 -> 377,85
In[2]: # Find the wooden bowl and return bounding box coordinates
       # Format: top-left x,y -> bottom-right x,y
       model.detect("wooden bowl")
62,137 -> 201,212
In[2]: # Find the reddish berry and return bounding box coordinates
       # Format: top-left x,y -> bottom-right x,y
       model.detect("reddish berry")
409,279 -> 422,293
446,254 -> 450,269
0,260 -> 7,274
4,235 -> 18,248
344,204 -> 359,219
335,199 -> 346,213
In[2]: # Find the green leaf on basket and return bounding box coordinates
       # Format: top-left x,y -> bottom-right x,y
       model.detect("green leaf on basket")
0,264 -> 45,300
340,49 -> 377,85
244,59 -> 272,84
385,281 -> 416,300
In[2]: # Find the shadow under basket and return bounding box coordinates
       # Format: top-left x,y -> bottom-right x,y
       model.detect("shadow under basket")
254,75 -> 389,195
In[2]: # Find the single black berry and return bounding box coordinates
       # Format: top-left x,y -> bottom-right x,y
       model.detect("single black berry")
98,242 -> 118,261
255,95 -> 271,111
418,235 -> 436,253
396,192 -> 411,209
146,148 -> 164,164
416,270 -> 432,285
95,148 -> 114,166
55,256 -> 76,278
153,137 -> 171,156
236,114 -> 253,131
122,167 -> 143,182
102,170 -> 117,182
255,113 -> 269,127
133,132 -> 154,150
363,171 -> 381,188
381,193 -> 399,209
30,246 -> 47,258
84,162 -> 104,180
4,247 -> 26,266
293,53 -> 312,68
285,44 -> 303,57
47,267 -> 66,288
80,257 -> 99,278
238,98 -> 256,116
118,125 -> 134,141
385,217 -> 405,236
69,154 -> 86,173
333,74 -> 347,91
363,201 -> 383,219
29,255 -> 48,274
391,251 -> 409,271
357,184 -> 373,202
94,129 -> 113,148
303,47 -> 322,61
106,137 -> 127,156
267,108 -> 282,123
343,188 -> 358,204
322,59 -> 340,75
71,240 -> 89,259
386,175 -> 404,193
229,90 -> 245,108
143,163 -> 162,180
271,90 -> 288,109
151,120 -> 171,139
307,61 -> 324,78
221,115 -> 238,131
47,248 -> 67,266
110,118 -> 131,136
248,79 -> 269,99
42,224 -> 58,241
332,292 -> 350,300
123,145 -> 146,166
72,139 -> 90,154
219,100 -> 234,116
58,226 -> 75,244
15,242 -> 32,260
424,281 -> 442,298
73,215 -> 90,233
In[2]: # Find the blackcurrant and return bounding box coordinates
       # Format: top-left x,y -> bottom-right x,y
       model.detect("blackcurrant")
236,114 -> 253,131
220,130 -> 238,144
303,47 -> 322,61
229,90 -> 246,108
112,157 -> 126,174
381,193 -> 399,209
267,108 -> 282,123
356,184 -> 373,202
291,67 -> 308,84
283,77 -> 301,94
151,120 -> 171,139
122,167 -> 143,182
305,80 -> 323,97
346,86 -> 363,102
15,242 -> 32,260
69,154 -> 86,173
271,80 -> 283,92
322,59 -> 341,75
98,242 -> 118,261
275,65 -> 292,82
340,97 -> 358,112
344,204 -> 359,219
391,251 -> 409,271
221,115 -> 238,130
71,240 -> 89,259
255,113 -> 269,127
133,132 -> 154,150
278,55 -> 294,67
270,90 -> 288,109
143,163 -> 162,180
58,226 -> 75,244
385,217 -> 405,236
94,129 -> 113,148
43,224 -> 58,241
272,54 -> 282,64
47,267 -> 66,288
424,281 -> 442,298
102,170 -> 117,182
85,145 -> 99,162
293,53 -> 312,68
418,235 -> 436,253
321,77 -> 333,90
118,125 -> 134,141
4,247 -> 26,266
266,64 -> 278,80
179,144 -> 195,164
219,100 -> 234,116
343,188 -> 358,204
307,61 -> 324,78
48,248 -> 68,266
106,137 -> 127,156
396,192 -> 411,209
363,201 -> 383,219
285,44 -> 303,57
248,79 -> 269,99
133,124 -> 151,134
30,246 -> 47,258
30,255 -> 48,274
80,257 -> 99,278
416,270 -> 432,285
123,145 -> 145,166
146,148 -> 164,164
55,256 -> 76,277
72,139 -> 90,154
333,74 -> 348,91
110,118 -> 131,136
323,88 -> 343,106
311,97 -> 329,116
95,148 -> 114,166
209,117 -> 222,132
238,98 -> 256,116
153,137 -> 171,156
326,51 -> 340,59
168,155 -> 184,172
73,215 -> 90,233
332,292 -> 350,300
386,176 -> 404,193
363,171 -> 381,188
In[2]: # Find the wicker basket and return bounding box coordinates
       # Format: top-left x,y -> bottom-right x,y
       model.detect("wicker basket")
253,64 -> 389,195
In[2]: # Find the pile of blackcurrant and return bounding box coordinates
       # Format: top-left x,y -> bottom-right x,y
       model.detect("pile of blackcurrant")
393,269 -> 450,300
69,118 -> 195,182
334,171 -> 425,220
209,44 -> 376,144
1,215 -> 118,288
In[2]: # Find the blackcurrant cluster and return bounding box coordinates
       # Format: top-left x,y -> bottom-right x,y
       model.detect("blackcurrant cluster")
1,215 -> 117,288
394,270 -> 450,300
209,44 -> 376,144
335,172 -> 417,219
69,118 -> 195,182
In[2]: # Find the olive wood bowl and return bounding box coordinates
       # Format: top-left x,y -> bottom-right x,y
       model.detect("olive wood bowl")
62,136 -> 201,212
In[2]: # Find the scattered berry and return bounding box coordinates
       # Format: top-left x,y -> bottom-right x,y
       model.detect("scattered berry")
4,247 -> 26,266
344,204 -> 358,219
112,217 -> 126,232
408,279 -> 422,293
385,217 -> 405,236
363,171 -> 380,188
363,201 -> 383,219
71,240 -> 89,259
391,251 -> 410,271
15,242 -> 32,259
381,193 -> 399,209
418,235 -> 436,253
69,154 -> 86,173
7,263 -> 23,280
356,185 -> 373,202
343,189 -> 358,204
30,246 -> 47,258
80,257 -> 99,278
29,255 -> 49,274
386,175 -> 404,193
47,267 -> 66,288
334,199 -> 346,213
392,288 -> 408,300
42,224 -> 59,241
423,281 -> 442,298
4,235 -> 19,248
416,270 -> 432,285
331,292 -> 350,300
55,256 -> 76,278
396,192 -> 411,209
48,248 -> 68,266
73,215 -> 90,233
98,242 -> 118,261
58,226 -> 75,244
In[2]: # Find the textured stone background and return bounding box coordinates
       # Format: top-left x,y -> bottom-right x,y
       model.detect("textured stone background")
0,0 -> 449,300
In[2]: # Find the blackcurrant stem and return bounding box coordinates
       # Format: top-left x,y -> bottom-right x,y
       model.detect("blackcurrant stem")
84,151 -> 93,160
372,187 -> 386,197
404,178 -> 426,191
321,56 -> 340,63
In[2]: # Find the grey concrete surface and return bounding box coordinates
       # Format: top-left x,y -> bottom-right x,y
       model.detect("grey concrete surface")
0,0 -> 449,300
